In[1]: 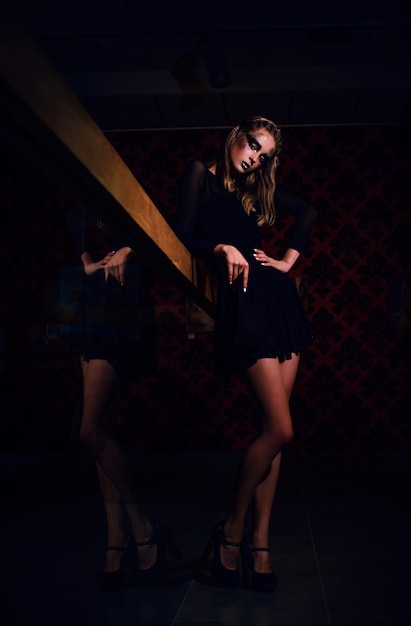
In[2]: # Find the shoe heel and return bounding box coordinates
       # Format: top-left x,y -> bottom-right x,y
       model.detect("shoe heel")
95,545 -> 130,590
240,538 -> 277,593
204,521 -> 242,588
135,521 -> 181,586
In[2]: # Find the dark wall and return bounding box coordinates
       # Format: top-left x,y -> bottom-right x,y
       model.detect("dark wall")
1,124 -> 409,453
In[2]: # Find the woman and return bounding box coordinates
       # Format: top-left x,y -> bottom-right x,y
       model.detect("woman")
66,204 -> 176,588
175,116 -> 318,592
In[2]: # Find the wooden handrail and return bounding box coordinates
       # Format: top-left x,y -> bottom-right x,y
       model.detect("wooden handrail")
0,2 -> 215,317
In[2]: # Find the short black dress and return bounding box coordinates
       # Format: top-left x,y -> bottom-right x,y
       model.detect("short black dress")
66,204 -> 155,378
175,160 -> 318,374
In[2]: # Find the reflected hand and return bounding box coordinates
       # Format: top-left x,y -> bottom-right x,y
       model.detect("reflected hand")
104,246 -> 135,285
83,251 -> 115,276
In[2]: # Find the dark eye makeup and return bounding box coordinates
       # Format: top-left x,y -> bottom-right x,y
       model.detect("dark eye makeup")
245,133 -> 261,152
244,132 -> 273,165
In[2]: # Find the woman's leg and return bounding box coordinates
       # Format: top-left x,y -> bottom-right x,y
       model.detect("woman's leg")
95,462 -> 128,572
80,357 -> 155,569
221,356 -> 297,570
244,453 -> 282,573
81,359 -> 128,573
249,354 -> 299,573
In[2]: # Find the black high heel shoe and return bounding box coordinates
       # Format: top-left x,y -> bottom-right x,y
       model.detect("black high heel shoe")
202,522 -> 242,588
95,546 -> 130,590
240,537 -> 278,592
135,521 -> 181,586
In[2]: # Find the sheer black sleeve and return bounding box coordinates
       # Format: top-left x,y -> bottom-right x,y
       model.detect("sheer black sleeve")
175,161 -> 319,256
175,160 -> 218,256
274,186 -> 319,252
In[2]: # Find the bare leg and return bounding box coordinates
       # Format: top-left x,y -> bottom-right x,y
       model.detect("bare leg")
80,357 -> 155,569
247,453 -> 282,573
221,356 -> 297,570
80,358 -> 127,572
250,354 -> 299,573
96,462 -> 128,572
80,359 -> 128,572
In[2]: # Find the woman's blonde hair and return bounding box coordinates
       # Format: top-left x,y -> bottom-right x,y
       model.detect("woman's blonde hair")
215,116 -> 282,226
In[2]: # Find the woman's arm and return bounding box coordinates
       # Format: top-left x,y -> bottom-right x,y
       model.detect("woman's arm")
176,161 -> 250,291
214,244 -> 250,292
104,246 -> 136,285
253,187 -> 318,273
81,250 -> 115,276
175,160 -> 218,256
253,247 -> 300,273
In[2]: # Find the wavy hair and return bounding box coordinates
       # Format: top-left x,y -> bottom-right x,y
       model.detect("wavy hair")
214,116 -> 282,226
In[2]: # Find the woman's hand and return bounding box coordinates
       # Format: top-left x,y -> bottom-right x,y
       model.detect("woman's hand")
82,251 -> 115,276
104,246 -> 136,285
253,248 -> 300,273
214,244 -> 249,292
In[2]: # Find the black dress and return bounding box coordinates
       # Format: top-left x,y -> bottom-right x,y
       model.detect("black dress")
66,204 -> 155,378
175,160 -> 319,374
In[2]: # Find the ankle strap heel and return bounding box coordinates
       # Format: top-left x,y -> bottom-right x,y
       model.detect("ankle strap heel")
95,545 -> 130,590
135,521 -> 181,586
240,538 -> 277,593
202,521 -> 242,588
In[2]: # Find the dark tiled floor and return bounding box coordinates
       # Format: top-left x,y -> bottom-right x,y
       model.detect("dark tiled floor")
1,449 -> 410,625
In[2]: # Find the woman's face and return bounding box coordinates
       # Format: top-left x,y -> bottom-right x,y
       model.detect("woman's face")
229,129 -> 276,176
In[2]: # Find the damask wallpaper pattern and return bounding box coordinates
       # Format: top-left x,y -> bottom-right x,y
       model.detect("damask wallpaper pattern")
0,124 -> 409,453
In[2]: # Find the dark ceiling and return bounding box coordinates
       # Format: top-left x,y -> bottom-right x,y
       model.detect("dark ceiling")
7,0 -> 411,131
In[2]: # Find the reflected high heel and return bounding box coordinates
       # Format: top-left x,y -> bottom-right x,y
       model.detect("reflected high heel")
95,546 -> 130,590
202,522 -> 242,588
240,537 -> 278,592
136,521 -> 181,586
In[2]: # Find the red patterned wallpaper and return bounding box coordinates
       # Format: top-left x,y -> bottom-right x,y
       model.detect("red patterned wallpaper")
0,124 -> 410,453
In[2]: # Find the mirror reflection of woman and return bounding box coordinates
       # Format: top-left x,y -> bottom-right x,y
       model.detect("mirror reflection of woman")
66,205 -> 176,588
176,116 -> 319,592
